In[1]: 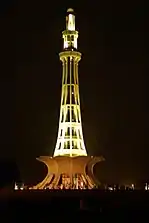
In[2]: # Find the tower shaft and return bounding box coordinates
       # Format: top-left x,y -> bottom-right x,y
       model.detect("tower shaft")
54,10 -> 87,157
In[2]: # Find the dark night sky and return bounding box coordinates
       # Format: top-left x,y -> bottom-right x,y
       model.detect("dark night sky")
0,0 -> 147,185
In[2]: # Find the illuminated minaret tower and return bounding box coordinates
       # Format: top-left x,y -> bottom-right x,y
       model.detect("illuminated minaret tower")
31,9 -> 104,190
54,8 -> 87,157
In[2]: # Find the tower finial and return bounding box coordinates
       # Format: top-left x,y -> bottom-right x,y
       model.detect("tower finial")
67,8 -> 74,13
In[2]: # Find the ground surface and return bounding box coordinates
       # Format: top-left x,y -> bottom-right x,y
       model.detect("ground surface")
0,190 -> 149,222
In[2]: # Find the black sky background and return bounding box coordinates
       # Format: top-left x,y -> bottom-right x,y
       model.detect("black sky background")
0,0 -> 147,185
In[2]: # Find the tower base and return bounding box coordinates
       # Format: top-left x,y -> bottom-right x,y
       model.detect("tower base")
31,156 -> 104,190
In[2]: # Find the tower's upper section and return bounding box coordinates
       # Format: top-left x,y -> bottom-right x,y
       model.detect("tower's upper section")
66,8 -> 75,31
62,8 -> 78,50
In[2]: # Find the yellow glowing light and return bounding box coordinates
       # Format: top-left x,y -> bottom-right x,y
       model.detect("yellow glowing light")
108,187 -> 113,191
14,182 -> 24,190
54,26 -> 87,157
145,183 -> 149,190
63,9 -> 78,50
67,8 -> 74,13
14,183 -> 18,190
67,14 -> 75,31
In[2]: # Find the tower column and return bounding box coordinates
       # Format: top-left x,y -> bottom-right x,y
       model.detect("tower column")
54,51 -> 87,157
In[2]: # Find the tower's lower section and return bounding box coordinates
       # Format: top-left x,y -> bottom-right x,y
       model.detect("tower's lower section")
31,156 -> 104,190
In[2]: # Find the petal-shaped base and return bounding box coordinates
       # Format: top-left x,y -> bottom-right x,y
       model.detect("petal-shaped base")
31,156 -> 104,190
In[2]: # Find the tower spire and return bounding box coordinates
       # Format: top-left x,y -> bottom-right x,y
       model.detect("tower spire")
53,9 -> 87,157
63,8 -> 78,50
66,8 -> 75,31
